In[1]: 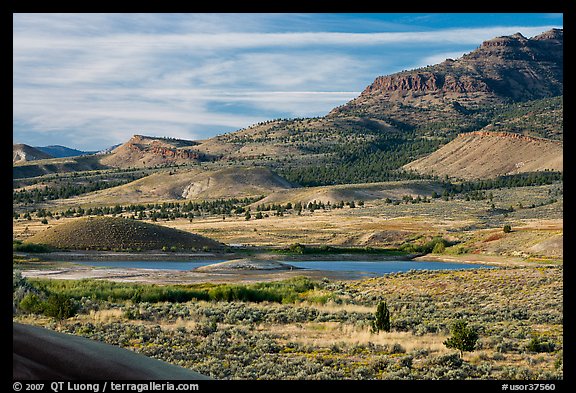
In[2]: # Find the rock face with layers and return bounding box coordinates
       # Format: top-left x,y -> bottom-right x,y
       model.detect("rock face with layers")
100,134 -> 207,168
331,29 -> 563,117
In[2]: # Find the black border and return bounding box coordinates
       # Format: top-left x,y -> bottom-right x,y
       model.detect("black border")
9,2 -> 572,391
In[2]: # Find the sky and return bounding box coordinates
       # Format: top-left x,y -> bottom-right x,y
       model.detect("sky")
13,13 -> 563,151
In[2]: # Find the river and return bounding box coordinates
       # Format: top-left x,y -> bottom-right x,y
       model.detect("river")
75,259 -> 492,277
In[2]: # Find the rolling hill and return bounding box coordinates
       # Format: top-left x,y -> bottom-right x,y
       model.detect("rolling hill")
25,216 -> 223,251
403,131 -> 563,180
35,145 -> 94,158
13,144 -> 54,164
254,180 -> 444,206
99,134 -> 209,168
39,166 -> 294,207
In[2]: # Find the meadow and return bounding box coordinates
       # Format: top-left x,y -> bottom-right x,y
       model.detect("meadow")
13,265 -> 563,380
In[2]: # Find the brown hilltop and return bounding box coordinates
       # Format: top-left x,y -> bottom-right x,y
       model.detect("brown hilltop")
25,216 -> 224,251
100,134 -> 209,168
13,144 -> 53,164
403,131 -> 563,180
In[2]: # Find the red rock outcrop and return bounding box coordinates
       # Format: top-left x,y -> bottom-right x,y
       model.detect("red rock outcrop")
361,72 -> 490,96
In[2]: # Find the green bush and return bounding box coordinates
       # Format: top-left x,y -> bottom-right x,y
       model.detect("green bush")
525,336 -> 556,353
503,225 -> 512,233
25,276 -> 322,305
443,320 -> 479,356
13,241 -> 52,253
432,242 -> 446,254
372,301 -> 391,333
18,292 -> 77,320
19,293 -> 45,314
43,293 -> 78,320
288,243 -> 306,254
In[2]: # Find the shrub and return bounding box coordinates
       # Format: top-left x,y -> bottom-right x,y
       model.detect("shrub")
432,242 -> 446,254
288,243 -> 306,254
430,352 -> 463,368
13,241 -> 52,253
18,291 -> 77,320
43,293 -> 78,320
503,225 -> 512,233
525,336 -> 556,353
443,320 -> 479,356
19,293 -> 45,314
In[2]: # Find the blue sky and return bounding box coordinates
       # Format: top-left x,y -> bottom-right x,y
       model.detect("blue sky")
13,13 -> 563,151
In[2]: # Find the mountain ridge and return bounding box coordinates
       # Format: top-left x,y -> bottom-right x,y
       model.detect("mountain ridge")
13,144 -> 54,164
13,29 -> 563,186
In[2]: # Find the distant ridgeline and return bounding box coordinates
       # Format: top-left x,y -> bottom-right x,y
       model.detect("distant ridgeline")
13,30 -> 563,188
276,30 -> 563,186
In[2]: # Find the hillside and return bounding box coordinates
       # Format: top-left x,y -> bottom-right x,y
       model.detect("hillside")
35,145 -> 93,158
179,166 -> 293,200
255,180 -> 444,206
25,216 -> 223,251
13,144 -> 53,164
39,166 -> 294,207
403,131 -> 563,180
13,155 -> 107,179
191,29 -> 562,186
99,134 -> 209,168
330,29 -> 563,127
13,29 -> 563,187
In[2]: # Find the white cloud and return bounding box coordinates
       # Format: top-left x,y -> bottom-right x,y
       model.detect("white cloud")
413,51 -> 470,69
13,13 -> 561,149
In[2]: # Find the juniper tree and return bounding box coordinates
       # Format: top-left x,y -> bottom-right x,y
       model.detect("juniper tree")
372,301 -> 391,333
443,319 -> 478,357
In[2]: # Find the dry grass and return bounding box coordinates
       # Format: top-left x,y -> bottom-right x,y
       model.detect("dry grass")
14,265 -> 563,379
86,309 -> 124,323
264,321 -> 450,355
403,132 -> 563,180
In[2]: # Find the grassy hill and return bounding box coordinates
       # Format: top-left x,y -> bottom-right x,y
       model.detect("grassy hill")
24,216 -> 223,251
13,155 -> 108,179
37,166 -> 294,208
403,131 -> 563,180
255,180 -> 444,206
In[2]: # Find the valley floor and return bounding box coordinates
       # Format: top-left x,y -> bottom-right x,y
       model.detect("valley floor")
13,265 -> 563,380
13,182 -> 563,380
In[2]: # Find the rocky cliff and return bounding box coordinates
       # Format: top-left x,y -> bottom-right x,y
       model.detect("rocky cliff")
100,134 -> 207,168
332,29 -> 563,118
